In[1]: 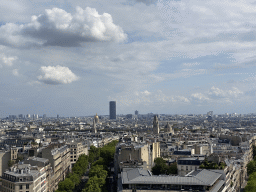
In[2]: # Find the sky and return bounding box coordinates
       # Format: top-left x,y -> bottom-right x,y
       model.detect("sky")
1,0 -> 256,117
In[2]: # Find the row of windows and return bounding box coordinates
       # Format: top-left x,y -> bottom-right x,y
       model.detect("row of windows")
19,184 -> 30,189
2,181 -> 14,189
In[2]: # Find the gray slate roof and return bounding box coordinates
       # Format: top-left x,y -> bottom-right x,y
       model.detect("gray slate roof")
122,168 -> 222,186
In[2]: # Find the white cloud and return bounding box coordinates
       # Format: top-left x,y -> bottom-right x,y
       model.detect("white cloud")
141,90 -> 151,96
208,86 -> 243,98
0,6 -> 127,47
190,86 -> 243,104
37,65 -> 79,84
0,53 -> 17,66
12,69 -> 19,76
191,93 -> 210,101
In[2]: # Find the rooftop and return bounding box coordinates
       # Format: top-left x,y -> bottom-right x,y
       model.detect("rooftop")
122,168 -> 222,186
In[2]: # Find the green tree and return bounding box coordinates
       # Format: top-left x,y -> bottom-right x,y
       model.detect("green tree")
167,163 -> 178,175
8,160 -> 15,167
58,178 -> 74,192
89,165 -> 107,179
15,156 -> 24,163
245,172 -> 256,192
253,145 -> 256,159
83,176 -> 102,192
151,158 -> 168,175
89,146 -> 100,163
247,161 -> 256,175
69,173 -> 80,186
72,154 -> 88,176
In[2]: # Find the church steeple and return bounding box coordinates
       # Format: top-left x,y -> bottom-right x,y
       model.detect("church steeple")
93,118 -> 97,134
153,115 -> 159,135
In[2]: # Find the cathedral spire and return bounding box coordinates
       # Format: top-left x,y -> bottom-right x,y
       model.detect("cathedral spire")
153,115 -> 159,135
93,118 -> 97,134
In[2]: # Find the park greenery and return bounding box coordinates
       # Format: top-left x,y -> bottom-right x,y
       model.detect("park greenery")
55,140 -> 118,192
199,158 -> 226,170
245,145 -> 256,192
151,157 -> 177,175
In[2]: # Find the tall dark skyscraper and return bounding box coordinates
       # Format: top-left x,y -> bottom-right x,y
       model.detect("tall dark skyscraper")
109,101 -> 116,119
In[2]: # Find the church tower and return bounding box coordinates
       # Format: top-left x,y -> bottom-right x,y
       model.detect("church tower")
93,118 -> 97,134
153,115 -> 159,135
94,113 -> 99,124
165,122 -> 174,135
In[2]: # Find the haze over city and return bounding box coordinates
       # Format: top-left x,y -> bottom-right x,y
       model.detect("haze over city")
1,0 -> 256,117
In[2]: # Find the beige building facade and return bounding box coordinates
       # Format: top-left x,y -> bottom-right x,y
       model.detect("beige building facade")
42,145 -> 70,191
1,164 -> 47,192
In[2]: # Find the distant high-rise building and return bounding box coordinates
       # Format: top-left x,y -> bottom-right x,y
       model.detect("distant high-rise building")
18,114 -> 23,119
135,110 -> 139,115
26,114 -> 31,118
8,115 -> 16,120
109,101 -> 116,119
32,114 -> 38,119
43,114 -> 47,119
57,114 -> 59,119
153,115 -> 159,135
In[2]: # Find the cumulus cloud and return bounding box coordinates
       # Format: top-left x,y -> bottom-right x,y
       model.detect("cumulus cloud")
0,6 -> 127,47
191,93 -> 210,101
0,53 -> 17,66
37,65 -> 79,84
208,86 -> 243,98
191,86 -> 243,104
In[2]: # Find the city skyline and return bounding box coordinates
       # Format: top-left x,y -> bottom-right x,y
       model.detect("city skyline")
1,0 -> 256,117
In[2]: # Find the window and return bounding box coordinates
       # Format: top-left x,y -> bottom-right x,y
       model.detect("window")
26,184 -> 29,189
20,185 -> 22,190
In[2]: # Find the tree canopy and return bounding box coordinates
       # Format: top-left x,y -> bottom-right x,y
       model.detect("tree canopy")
151,157 -> 177,175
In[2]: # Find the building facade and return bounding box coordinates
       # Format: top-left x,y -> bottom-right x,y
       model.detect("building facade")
41,145 -> 70,191
109,101 -> 116,120
1,164 -> 47,192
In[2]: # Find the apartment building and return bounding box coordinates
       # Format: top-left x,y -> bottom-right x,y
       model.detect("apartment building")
177,157 -> 204,176
116,141 -> 160,171
1,163 -> 47,192
67,142 -> 88,166
24,157 -> 53,192
42,145 -> 70,191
